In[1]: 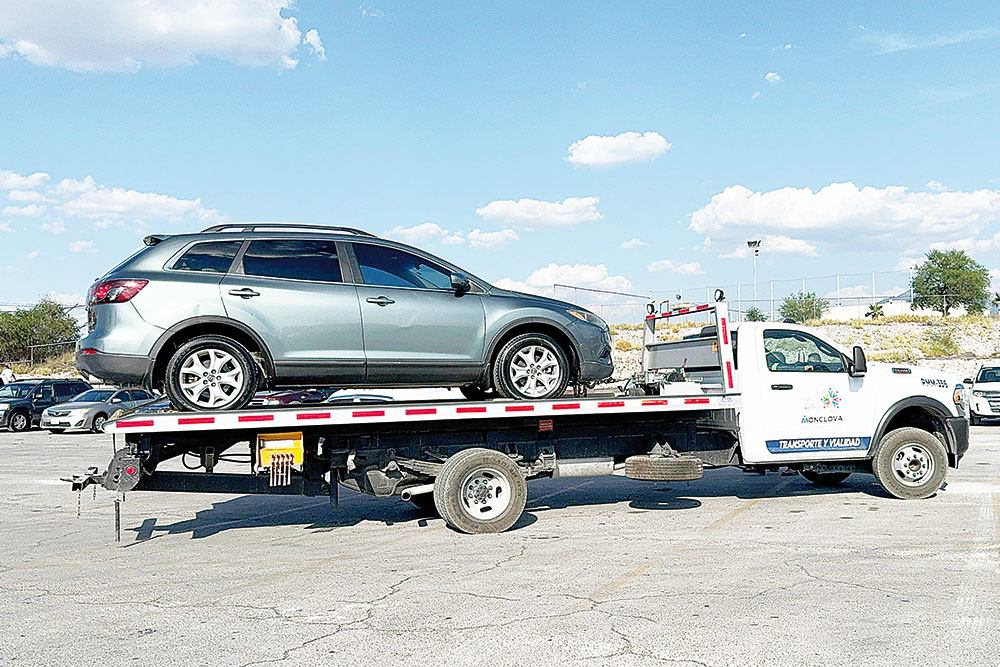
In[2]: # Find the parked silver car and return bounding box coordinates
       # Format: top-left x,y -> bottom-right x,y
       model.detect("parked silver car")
41,388 -> 156,433
76,224 -> 613,411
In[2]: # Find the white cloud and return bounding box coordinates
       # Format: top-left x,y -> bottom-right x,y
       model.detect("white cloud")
928,230 -> 1000,254
739,33 -> 747,38
384,222 -> 452,245
26,250 -> 39,260
764,72 -> 782,84
41,220 -> 68,235
566,131 -> 671,167
751,90 -> 761,100
0,223 -> 13,233
0,0 -> 322,72
466,228 -> 518,249
719,234 -> 818,258
46,291 -> 85,306
3,204 -> 45,216
69,240 -> 97,254
358,3 -> 383,17
303,29 -> 326,61
0,170 -> 49,190
621,237 -> 649,249
647,259 -> 705,275
8,189 -> 52,203
59,185 -> 221,223
926,180 -> 948,192
441,234 -> 465,246
54,176 -> 96,197
690,181 -> 1000,254
494,263 -> 633,297
784,43 -> 793,50
476,197 -> 602,228
868,27 -> 999,55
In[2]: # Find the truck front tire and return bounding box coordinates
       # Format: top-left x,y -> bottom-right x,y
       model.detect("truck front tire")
433,448 -> 527,534
871,427 -> 947,500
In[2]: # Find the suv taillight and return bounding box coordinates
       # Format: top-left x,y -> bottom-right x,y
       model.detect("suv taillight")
88,279 -> 148,305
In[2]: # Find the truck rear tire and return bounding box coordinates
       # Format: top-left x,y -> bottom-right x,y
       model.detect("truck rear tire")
800,470 -> 851,486
871,427 -> 947,500
433,448 -> 527,534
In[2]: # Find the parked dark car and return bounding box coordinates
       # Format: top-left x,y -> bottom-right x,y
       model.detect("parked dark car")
76,223 -> 613,412
0,378 -> 92,432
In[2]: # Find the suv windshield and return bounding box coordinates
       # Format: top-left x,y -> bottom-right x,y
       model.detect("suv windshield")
0,383 -> 37,399
70,389 -> 115,403
976,367 -> 1000,383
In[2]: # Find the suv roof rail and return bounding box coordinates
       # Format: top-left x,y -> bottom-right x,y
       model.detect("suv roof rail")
200,223 -> 378,237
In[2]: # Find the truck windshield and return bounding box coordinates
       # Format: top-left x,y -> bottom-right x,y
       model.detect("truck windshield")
0,383 -> 37,399
975,367 -> 1000,383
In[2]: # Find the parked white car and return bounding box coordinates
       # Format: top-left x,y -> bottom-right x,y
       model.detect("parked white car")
41,388 -> 156,433
967,365 -> 1000,425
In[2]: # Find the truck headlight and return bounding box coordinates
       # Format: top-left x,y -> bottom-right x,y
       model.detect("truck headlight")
954,385 -> 968,409
973,390 -> 987,397
0,403 -> 8,410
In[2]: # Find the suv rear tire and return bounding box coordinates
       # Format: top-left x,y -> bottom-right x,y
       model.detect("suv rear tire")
493,333 -> 570,400
165,336 -> 258,411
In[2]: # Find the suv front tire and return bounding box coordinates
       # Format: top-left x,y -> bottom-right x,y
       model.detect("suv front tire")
165,335 -> 258,411
493,333 -> 570,400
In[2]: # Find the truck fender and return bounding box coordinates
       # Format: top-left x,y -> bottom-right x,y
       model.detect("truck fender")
870,395 -> 956,457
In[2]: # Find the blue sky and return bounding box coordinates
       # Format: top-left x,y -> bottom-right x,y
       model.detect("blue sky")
2,1 -> 1000,311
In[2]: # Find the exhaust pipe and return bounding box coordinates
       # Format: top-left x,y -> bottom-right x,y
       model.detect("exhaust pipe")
400,483 -> 435,501
552,457 -> 615,478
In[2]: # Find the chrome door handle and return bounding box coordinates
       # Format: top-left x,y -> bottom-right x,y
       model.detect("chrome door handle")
770,384 -> 793,390
228,288 -> 260,299
366,296 -> 395,307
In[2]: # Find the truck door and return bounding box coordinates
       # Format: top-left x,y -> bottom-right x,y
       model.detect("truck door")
744,328 -> 874,463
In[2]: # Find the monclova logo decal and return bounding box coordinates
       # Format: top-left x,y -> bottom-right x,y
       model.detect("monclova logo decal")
821,388 -> 840,409
801,414 -> 843,424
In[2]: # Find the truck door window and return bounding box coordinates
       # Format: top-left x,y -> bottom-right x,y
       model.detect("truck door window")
763,330 -> 845,373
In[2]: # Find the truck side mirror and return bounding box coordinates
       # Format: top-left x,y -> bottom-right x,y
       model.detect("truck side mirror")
849,345 -> 867,377
450,272 -> 471,295
963,378 -> 973,385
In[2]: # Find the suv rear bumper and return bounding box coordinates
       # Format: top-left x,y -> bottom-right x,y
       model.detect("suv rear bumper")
77,349 -> 150,386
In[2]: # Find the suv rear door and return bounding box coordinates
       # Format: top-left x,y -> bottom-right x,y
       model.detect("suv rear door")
347,242 -> 485,383
221,238 -> 365,384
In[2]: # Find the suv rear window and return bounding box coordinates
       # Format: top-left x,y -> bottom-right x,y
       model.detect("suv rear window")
242,240 -> 342,282
172,241 -> 242,273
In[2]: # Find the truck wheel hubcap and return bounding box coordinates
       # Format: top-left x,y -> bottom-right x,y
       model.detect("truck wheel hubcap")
509,345 -> 561,397
179,349 -> 245,408
460,468 -> 511,520
892,443 -> 934,486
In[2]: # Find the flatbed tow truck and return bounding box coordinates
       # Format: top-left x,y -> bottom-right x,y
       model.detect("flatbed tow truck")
67,301 -> 970,534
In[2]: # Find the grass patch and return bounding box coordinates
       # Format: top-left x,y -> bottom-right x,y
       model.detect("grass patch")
614,338 -> 641,352
869,349 -> 918,363
918,328 -> 959,357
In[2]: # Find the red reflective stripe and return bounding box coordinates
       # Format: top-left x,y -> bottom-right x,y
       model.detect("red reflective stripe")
297,412 -> 331,420
238,414 -> 274,422
506,405 -> 534,412
598,401 -> 625,408
642,399 -> 670,406
178,417 -> 214,425
696,304 -> 709,310
552,403 -> 580,410
684,398 -> 711,404
456,406 -> 487,414
406,408 -> 437,415
645,314 -> 656,320
725,361 -> 734,389
116,419 -> 154,428
353,410 -> 385,418
720,317 -> 729,345
676,308 -> 690,314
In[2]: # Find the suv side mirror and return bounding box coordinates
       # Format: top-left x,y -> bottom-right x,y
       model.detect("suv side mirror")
963,378 -> 973,385
450,272 -> 471,295
110,397 -> 122,404
848,345 -> 867,377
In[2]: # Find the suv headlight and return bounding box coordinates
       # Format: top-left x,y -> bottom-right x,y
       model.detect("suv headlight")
567,309 -> 607,329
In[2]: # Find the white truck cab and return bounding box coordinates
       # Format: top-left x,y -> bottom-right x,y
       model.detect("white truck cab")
967,364 -> 1000,425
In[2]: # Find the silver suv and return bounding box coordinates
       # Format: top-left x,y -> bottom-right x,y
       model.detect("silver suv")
77,224 -> 613,411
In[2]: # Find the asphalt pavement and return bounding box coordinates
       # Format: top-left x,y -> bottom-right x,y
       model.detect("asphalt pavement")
0,425 -> 997,666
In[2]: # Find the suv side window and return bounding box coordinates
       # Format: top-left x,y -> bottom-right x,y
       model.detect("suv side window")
34,384 -> 54,402
54,383 -> 77,401
764,330 -> 845,373
242,240 -> 342,282
171,240 -> 242,273
353,243 -> 452,290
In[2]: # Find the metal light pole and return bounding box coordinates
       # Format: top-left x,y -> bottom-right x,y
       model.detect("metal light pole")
747,240 -> 761,309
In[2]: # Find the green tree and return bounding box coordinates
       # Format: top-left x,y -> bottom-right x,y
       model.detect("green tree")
911,249 -> 989,316
865,303 -> 884,319
744,306 -> 768,321
779,291 -> 828,322
0,298 -> 81,364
